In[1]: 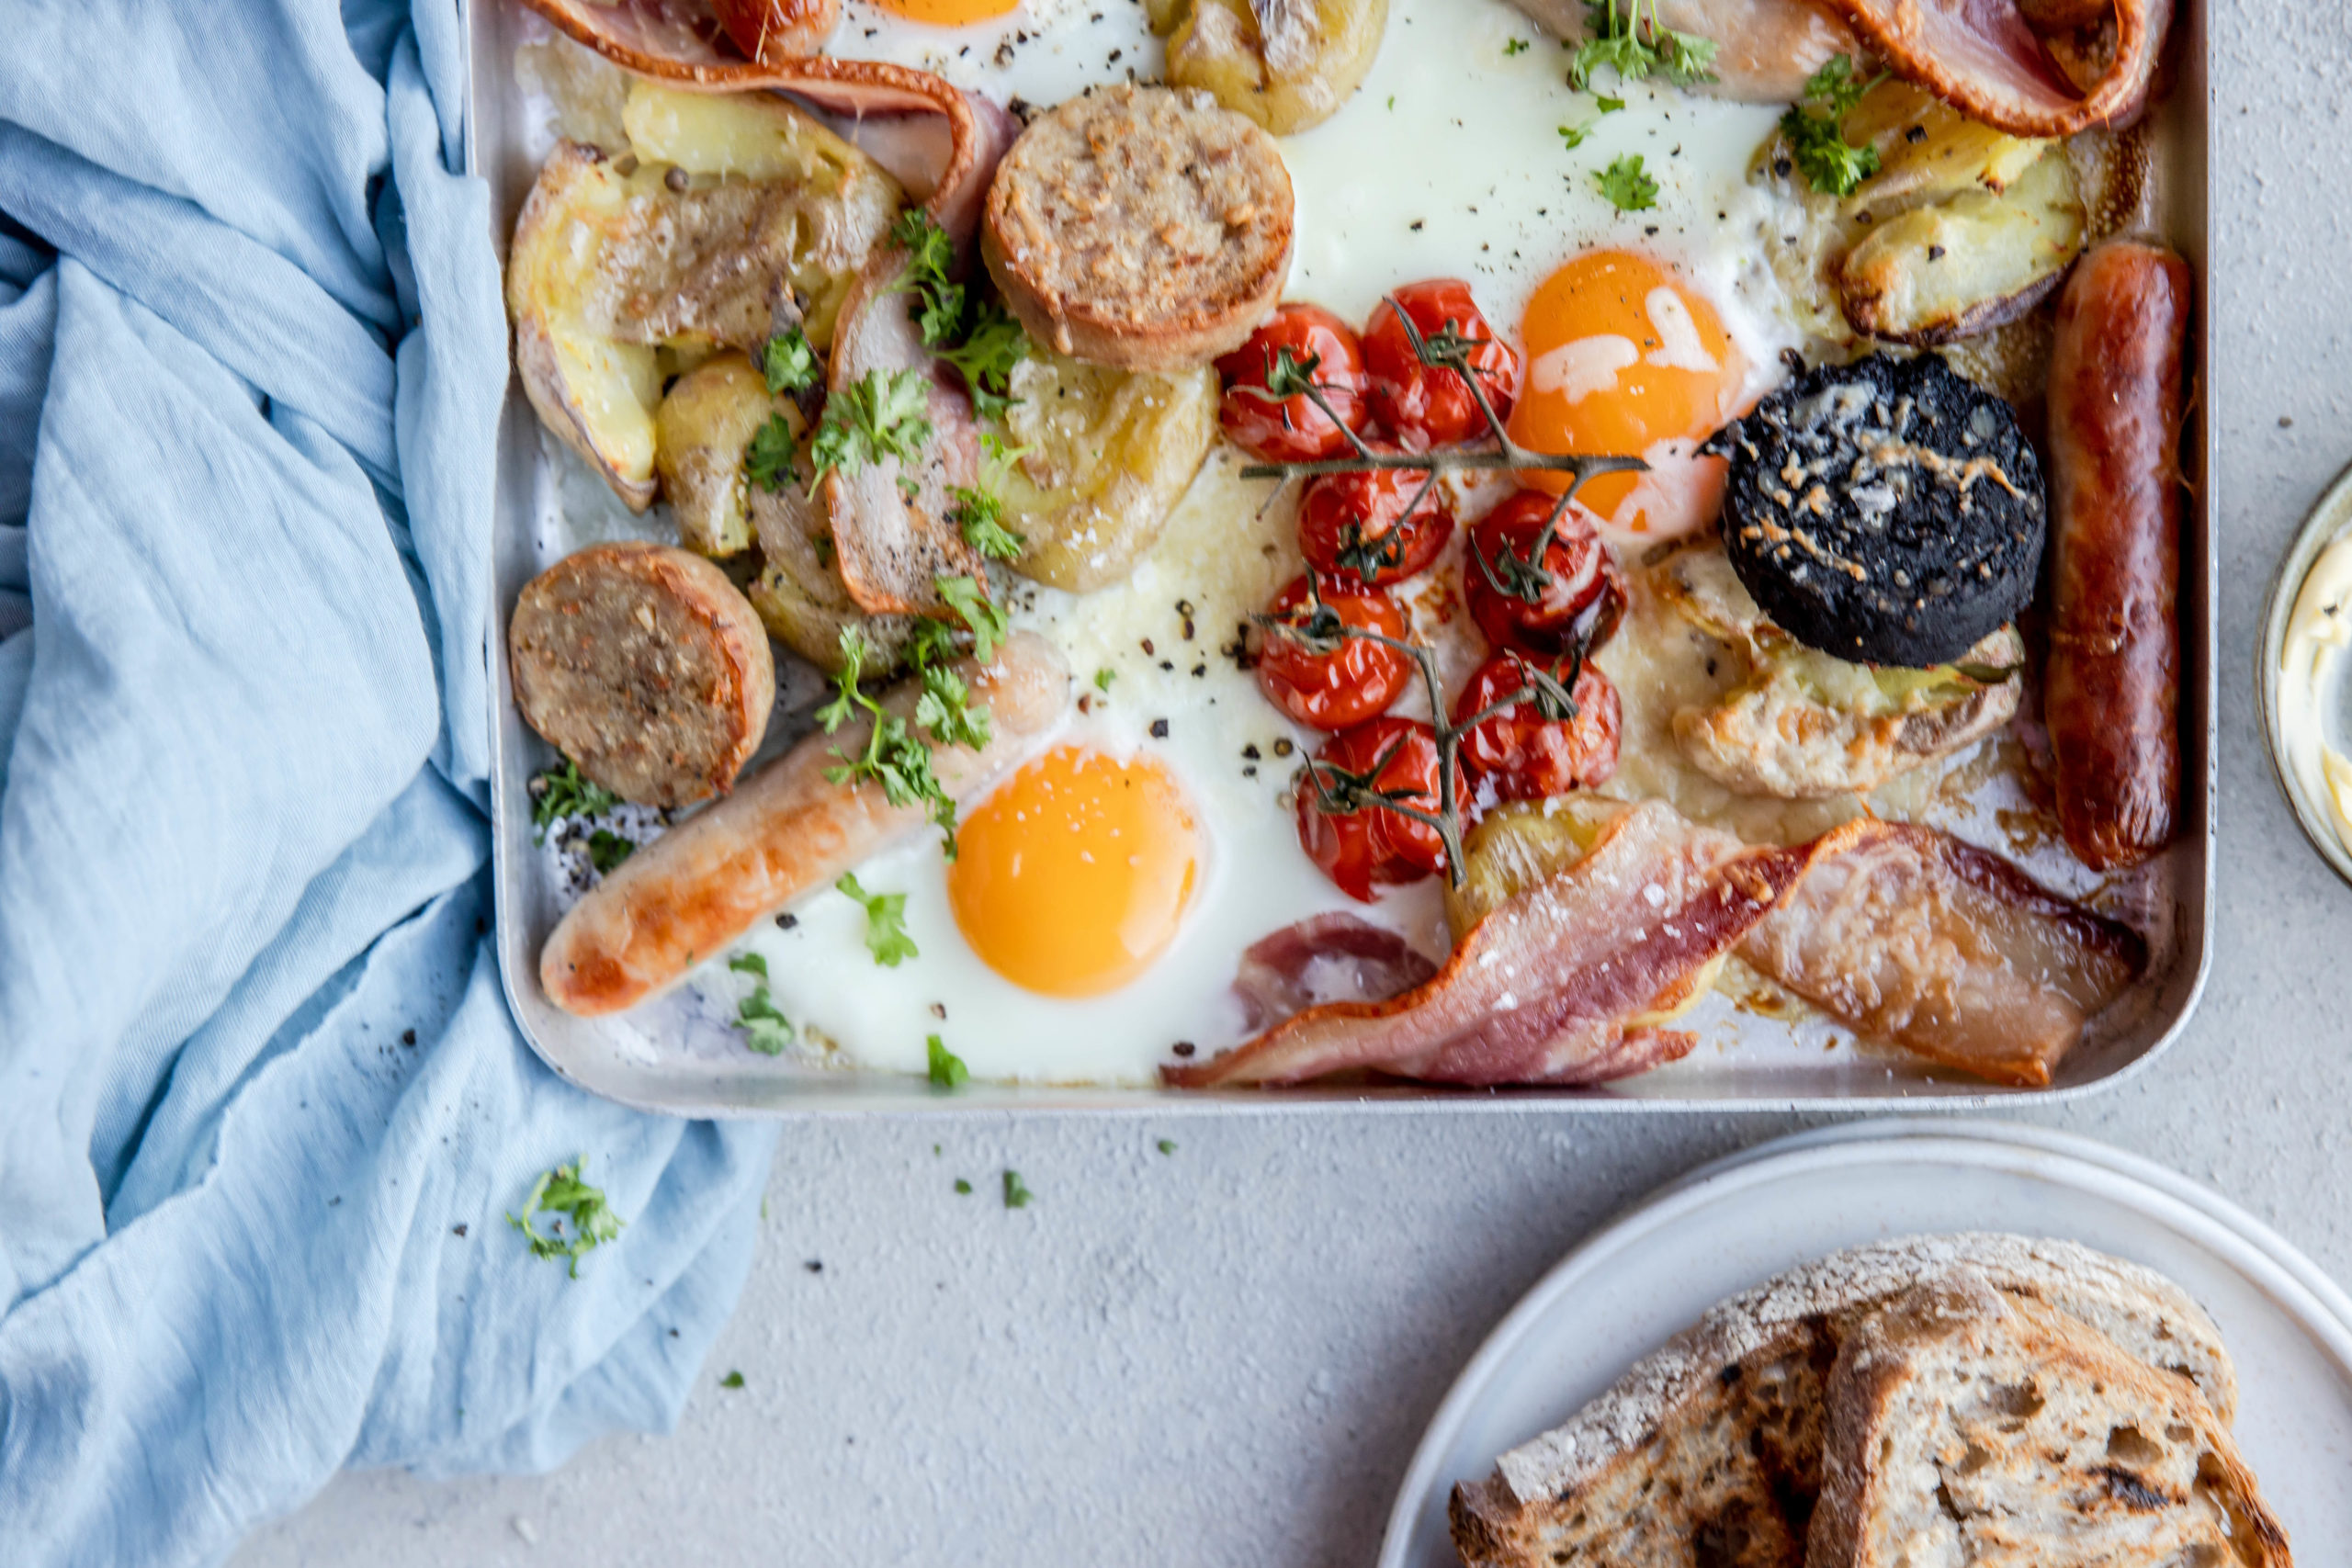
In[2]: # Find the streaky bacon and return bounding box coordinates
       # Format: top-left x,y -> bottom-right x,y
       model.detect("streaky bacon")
1739,818 -> 2145,1087
1230,914 -> 1441,1034
1817,0 -> 2171,134
1163,803 -> 1808,1089
521,0 -> 834,72
1508,0 -> 2167,136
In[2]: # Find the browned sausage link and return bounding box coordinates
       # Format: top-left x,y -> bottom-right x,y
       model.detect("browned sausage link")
540,632 -> 1069,1017
2044,237 -> 2190,873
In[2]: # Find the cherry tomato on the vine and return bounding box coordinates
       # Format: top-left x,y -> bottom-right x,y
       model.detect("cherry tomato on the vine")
1453,654 -> 1623,804
1296,449 -> 1456,587
1215,304 -> 1372,464
1463,489 -> 1626,659
1296,716 -> 1449,901
1362,279 -> 1522,450
1253,575 -> 1414,733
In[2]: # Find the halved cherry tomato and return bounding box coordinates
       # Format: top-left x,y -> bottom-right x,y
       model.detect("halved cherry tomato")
1463,490 -> 1626,658
1215,304 -> 1372,464
1297,449 -> 1456,587
1453,653 -> 1623,803
1297,716 -> 1448,900
1363,279 -> 1522,450
1254,575 -> 1414,732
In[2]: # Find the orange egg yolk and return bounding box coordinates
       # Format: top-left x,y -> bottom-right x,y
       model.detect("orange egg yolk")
1506,250 -> 1742,527
947,746 -> 1201,998
871,0 -> 1020,23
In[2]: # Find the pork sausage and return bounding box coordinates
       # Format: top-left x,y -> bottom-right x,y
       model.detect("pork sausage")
2044,236 -> 2190,872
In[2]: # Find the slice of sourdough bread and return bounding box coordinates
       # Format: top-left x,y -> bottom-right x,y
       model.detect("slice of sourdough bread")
1809,1271 -> 2291,1567
1448,1234 -> 2236,1568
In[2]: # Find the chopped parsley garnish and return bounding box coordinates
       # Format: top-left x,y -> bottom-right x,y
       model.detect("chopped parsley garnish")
507,1158 -> 624,1279
917,659 -> 993,750
728,953 -> 795,1054
807,367 -> 933,494
1504,37 -> 1529,55
745,412 -> 797,494
935,575 -> 1009,663
1157,1138 -> 1177,1156
586,829 -> 635,874
954,1178 -> 973,1194
1781,54 -> 1887,197
1560,94 -> 1625,149
529,759 -> 618,843
1094,668 -> 1115,693
1595,153 -> 1659,212
890,208 -> 1030,422
820,626 -> 962,854
1001,1169 -> 1034,1209
838,873 -> 919,966
720,1370 -> 745,1389
927,1033 -> 969,1088
1570,0 -> 1717,91
950,483 -> 1025,561
762,327 -> 819,395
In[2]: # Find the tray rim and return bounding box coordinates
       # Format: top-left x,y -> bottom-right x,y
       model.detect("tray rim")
470,0 -> 2218,1119
1374,1117 -> 2352,1568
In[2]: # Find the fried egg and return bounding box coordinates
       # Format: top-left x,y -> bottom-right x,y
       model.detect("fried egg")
529,0 -> 1817,1083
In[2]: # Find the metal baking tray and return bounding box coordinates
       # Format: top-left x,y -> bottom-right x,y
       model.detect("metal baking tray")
471,0 -> 2214,1116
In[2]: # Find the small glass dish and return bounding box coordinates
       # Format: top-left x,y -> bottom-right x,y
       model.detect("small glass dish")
2259,459 -> 2352,889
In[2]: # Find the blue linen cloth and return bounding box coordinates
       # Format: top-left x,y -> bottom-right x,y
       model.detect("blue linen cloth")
0,4 -> 779,1562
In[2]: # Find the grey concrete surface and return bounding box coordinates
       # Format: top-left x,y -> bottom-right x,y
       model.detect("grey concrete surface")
233,5 -> 2352,1564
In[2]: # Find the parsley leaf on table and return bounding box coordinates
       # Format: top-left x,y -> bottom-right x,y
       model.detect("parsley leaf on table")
507,1158 -> 625,1279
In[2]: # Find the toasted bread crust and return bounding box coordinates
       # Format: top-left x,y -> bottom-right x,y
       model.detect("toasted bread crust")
1811,1274 -> 2291,1567
509,541 -> 775,809
1449,1234 -> 2237,1568
982,85 -> 1292,371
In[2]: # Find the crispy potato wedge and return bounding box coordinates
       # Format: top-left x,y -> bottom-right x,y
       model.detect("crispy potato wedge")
508,143 -> 666,509
1841,80 -> 2051,219
506,84 -> 899,510
1838,146 -> 2086,345
996,353 -> 1219,592
653,351 -> 783,558
1658,547 -> 2023,800
1166,0 -> 1388,137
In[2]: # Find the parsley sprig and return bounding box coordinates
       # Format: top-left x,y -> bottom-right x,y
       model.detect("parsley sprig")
837,873 -> 918,966
1558,95 -> 1623,150
508,1158 -> 625,1279
1781,54 -> 1888,197
1571,0 -> 1717,91
746,413 -> 797,494
817,573 -> 1006,855
808,368 -> 934,495
762,327 -> 819,396
890,209 -> 1030,423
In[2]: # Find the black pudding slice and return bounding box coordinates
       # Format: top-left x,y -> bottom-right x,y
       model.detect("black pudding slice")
1701,354 -> 2046,669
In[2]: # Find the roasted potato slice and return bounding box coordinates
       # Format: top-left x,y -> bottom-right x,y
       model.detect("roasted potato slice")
1658,547 -> 2023,800
506,84 -> 899,510
616,82 -> 899,351
997,353 -> 1219,592
1841,80 -> 2051,219
1166,0 -> 1389,137
653,351 -> 783,558
1838,147 -> 2086,345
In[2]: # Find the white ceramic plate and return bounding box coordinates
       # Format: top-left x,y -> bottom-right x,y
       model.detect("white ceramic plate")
1380,1120 -> 2352,1565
